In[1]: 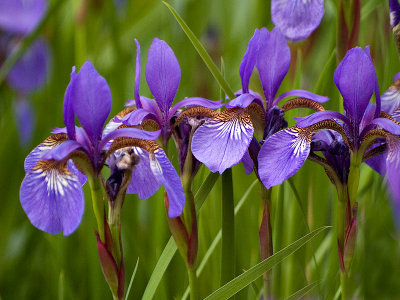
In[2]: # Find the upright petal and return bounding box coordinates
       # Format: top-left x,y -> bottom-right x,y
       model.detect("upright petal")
192,108 -> 254,174
150,149 -> 185,218
63,67 -> 77,140
71,61 -> 112,147
20,160 -> 84,235
258,127 -> 312,189
127,147 -> 161,199
256,28 -> 291,107
0,0 -> 46,34
239,29 -> 261,93
145,38 -> 181,116
271,0 -> 324,42
134,39 -> 142,108
334,47 -> 376,128
7,39 -> 49,93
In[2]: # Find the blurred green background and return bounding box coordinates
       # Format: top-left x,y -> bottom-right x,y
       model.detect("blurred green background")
1,0 -> 400,299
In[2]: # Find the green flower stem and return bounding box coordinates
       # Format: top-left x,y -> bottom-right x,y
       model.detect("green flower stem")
88,176 -> 105,242
108,198 -> 123,266
188,266 -> 199,300
259,186 -> 273,300
221,168 -> 235,286
348,153 -> 362,207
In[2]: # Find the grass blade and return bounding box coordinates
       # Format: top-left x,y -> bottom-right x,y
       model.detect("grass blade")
162,1 -> 235,100
284,281 -> 320,300
204,226 -> 330,300
142,171 -> 220,300
126,257 -> 140,299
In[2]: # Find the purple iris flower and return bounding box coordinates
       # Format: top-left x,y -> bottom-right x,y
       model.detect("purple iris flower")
271,0 -> 325,41
20,61 -> 164,236
390,0 -> 400,28
191,27 -> 328,174
118,38 -> 222,145
258,46 -> 400,216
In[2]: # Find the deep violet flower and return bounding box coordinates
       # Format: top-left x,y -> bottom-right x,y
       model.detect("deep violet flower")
271,0 -> 325,42
20,61 -> 164,236
258,47 -> 400,211
390,0 -> 400,28
190,27 -> 328,174
106,38 -> 221,199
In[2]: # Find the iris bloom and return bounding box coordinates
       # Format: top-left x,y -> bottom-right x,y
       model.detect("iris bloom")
190,27 -> 328,174
271,0 -> 324,41
20,61 -> 169,236
258,47 -> 400,212
107,38 -> 221,197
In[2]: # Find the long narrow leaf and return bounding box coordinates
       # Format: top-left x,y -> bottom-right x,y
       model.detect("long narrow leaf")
162,1 -> 236,100
205,226 -> 330,300
285,281 -> 320,300
126,257 -> 140,299
142,171 -> 220,300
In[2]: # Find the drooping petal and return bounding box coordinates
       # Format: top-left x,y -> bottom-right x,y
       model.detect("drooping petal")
381,78 -> 400,117
256,27 -> 291,107
258,127 -> 311,189
63,67 -> 77,140
295,110 -> 351,128
385,136 -> 400,221
24,134 -> 69,172
13,97 -> 35,147
239,29 -> 261,93
273,89 -> 329,106
191,109 -> 254,174
100,128 -> 160,150
150,149 -> 185,218
370,118 -> 400,135
20,160 -> 84,235
271,0 -> 324,42
241,150 -> 253,175
168,97 -> 223,120
7,39 -> 49,93
145,38 -> 180,116
366,150 -> 387,175
127,147 -> 161,199
0,0 -> 46,34
334,47 -> 376,127
121,108 -> 153,126
42,140 -> 83,161
134,39 -> 142,108
71,61 -> 112,147
390,0 -> 400,28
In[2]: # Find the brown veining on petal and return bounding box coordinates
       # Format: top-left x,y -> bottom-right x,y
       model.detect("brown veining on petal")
33,159 -> 70,174
309,120 -> 352,150
215,107 -> 252,127
107,137 -> 161,158
281,98 -> 325,112
42,133 -> 68,147
379,111 -> 400,125
141,119 -> 160,131
247,102 -> 265,134
116,107 -> 135,119
175,106 -> 218,126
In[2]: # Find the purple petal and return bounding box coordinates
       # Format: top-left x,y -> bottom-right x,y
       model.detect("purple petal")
145,38 -> 180,116
366,151 -> 387,175
168,97 -> 223,120
42,140 -> 83,161
63,67 -> 77,140
273,89 -> 329,106
0,0 -> 46,34
334,47 -> 377,127
390,0 -> 400,27
359,103 -> 376,132
256,28 -> 291,107
71,61 -> 112,147
191,112 -> 254,174
13,97 -> 35,147
258,127 -> 311,189
239,29 -> 261,93
370,118 -> 400,135
100,128 -> 160,150
20,160 -> 84,235
121,109 -> 153,126
150,149 -> 185,218
127,147 -> 161,199
241,150 -> 253,175
381,80 -> 400,117
386,137 -> 400,222
134,39 -> 142,108
7,39 -> 49,93
271,0 -> 324,42
295,110 -> 351,128
394,72 -> 400,82
226,93 -> 258,109
68,160 -> 87,186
